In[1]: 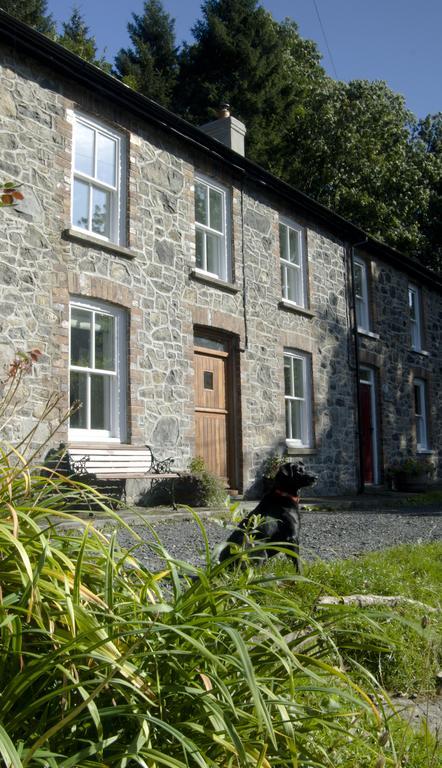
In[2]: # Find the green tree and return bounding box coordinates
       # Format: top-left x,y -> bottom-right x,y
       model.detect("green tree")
174,1 -> 324,168
114,0 -> 178,107
57,7 -> 111,71
0,0 -> 55,35
278,79 -> 432,257
414,113 -> 442,272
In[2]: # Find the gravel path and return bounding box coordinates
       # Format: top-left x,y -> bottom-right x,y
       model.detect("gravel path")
115,508 -> 442,571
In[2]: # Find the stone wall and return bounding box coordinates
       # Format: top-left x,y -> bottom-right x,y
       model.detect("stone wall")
0,42 -> 440,497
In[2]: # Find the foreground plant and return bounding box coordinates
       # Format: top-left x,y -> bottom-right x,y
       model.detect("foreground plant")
1,452 -> 416,767
0,352 -> 438,766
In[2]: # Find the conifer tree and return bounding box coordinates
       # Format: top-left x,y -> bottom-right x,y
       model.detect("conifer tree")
114,0 -> 178,108
57,8 -> 111,71
1,0 -> 55,35
173,1 -> 324,168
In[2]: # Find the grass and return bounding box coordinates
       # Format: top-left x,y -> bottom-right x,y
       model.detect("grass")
400,490 -> 442,507
266,543 -> 442,696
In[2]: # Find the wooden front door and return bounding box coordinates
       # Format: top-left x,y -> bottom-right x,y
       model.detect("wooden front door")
194,337 -> 231,485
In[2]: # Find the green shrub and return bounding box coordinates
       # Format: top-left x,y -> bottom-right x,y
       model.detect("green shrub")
142,455 -> 228,507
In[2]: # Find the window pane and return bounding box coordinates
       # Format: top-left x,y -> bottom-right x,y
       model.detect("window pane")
284,356 -> 292,396
289,399 -> 302,441
416,416 -> 424,446
354,263 -> 363,297
95,313 -> 115,370
409,289 -> 416,320
288,228 -> 300,265
195,182 -> 207,225
75,122 -> 94,176
70,371 -> 87,428
195,228 -> 205,269
286,265 -> 302,304
195,336 -> 227,351
70,308 -> 91,366
279,224 -> 288,261
96,132 -> 116,186
209,188 -> 223,232
73,179 -> 90,230
414,384 -> 422,416
206,232 -> 221,275
285,399 -> 290,438
292,358 -> 304,397
355,296 -> 364,328
90,374 -> 111,430
91,187 -> 110,237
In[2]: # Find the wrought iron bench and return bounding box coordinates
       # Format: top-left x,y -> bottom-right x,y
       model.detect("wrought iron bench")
48,444 -> 180,508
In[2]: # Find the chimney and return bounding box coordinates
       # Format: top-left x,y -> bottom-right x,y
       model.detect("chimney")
200,104 -> 247,156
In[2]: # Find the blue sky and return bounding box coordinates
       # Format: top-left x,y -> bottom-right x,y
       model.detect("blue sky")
48,0 -> 441,119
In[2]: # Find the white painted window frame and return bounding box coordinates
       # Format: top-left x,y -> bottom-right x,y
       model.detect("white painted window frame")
69,297 -> 127,442
408,284 -> 423,351
413,377 -> 429,452
279,219 -> 306,307
353,257 -> 370,331
284,350 -> 312,448
194,174 -> 230,281
71,113 -> 126,245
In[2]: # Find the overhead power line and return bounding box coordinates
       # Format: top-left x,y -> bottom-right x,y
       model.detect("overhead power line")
312,0 -> 339,79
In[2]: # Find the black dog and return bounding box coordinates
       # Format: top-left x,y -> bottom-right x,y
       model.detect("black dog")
218,461 -> 317,570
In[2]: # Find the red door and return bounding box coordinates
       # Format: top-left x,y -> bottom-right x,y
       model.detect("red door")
359,382 -> 374,483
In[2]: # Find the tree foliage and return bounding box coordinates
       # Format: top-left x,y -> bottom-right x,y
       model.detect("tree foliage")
413,113 -> 442,272
0,0 -> 55,34
277,79 -> 434,257
174,1 -> 324,168
114,0 -> 178,107
57,7 -> 111,71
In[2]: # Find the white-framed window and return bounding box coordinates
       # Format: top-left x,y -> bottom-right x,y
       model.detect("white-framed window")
69,298 -> 127,441
414,378 -> 429,451
72,114 -> 126,244
284,351 -> 312,447
279,220 -> 306,306
408,284 -> 423,351
353,257 -> 370,331
194,175 -> 229,281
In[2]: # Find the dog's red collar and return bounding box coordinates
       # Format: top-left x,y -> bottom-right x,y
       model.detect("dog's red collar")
274,489 -> 300,505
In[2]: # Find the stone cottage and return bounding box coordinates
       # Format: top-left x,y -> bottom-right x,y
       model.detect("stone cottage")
0,10 -> 441,497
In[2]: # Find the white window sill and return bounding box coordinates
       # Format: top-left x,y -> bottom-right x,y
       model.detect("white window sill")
410,348 -> 430,357
286,441 -> 316,455
63,228 -> 136,260
190,268 -> 239,293
279,300 -> 314,318
69,434 -> 122,444
357,328 -> 380,340
416,448 -> 433,455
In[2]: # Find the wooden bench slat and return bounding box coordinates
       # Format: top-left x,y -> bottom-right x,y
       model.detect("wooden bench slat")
97,472 -> 179,480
